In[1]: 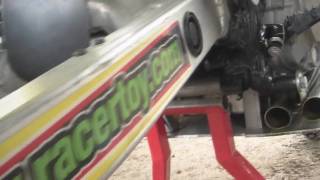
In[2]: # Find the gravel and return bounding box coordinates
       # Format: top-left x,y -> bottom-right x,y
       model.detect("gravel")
110,134 -> 320,180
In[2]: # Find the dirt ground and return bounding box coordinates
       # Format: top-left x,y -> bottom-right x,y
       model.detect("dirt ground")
110,134 -> 320,180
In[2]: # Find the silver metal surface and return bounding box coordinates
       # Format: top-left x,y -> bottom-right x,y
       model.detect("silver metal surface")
305,0 -> 320,41
0,0 -> 228,178
296,71 -> 308,99
302,97 -> 320,120
228,95 -> 244,114
302,75 -> 320,120
169,98 -> 223,109
0,50 -> 25,99
88,1 -> 118,34
176,78 -> 221,98
264,106 -> 293,130
243,89 -> 263,134
95,0 -> 168,28
0,0 -> 227,123
212,0 -> 230,35
2,0 -> 91,80
301,41 -> 320,120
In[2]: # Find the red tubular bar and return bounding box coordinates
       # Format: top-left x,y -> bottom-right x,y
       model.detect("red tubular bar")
147,117 -> 171,180
147,105 -> 265,180
206,107 -> 264,180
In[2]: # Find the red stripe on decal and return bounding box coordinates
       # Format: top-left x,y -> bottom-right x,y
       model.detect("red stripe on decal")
74,64 -> 191,179
0,22 -> 181,176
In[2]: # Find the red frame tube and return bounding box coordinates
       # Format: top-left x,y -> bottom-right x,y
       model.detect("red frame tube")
147,105 -> 265,180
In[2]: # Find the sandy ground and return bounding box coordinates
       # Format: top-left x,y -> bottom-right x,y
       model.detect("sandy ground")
110,134 -> 320,180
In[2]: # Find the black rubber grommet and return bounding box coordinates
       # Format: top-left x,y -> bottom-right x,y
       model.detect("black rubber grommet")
183,12 -> 203,57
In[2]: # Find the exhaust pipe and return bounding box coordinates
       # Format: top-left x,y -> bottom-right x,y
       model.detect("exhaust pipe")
302,68 -> 320,120
302,97 -> 320,120
264,106 -> 293,130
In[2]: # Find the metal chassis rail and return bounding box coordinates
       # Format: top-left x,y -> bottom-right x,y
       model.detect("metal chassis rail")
0,0 -> 230,179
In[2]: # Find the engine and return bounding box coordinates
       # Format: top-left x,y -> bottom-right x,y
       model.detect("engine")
198,0 -> 320,134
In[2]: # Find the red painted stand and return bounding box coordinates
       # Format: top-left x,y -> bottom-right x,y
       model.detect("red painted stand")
147,117 -> 171,180
147,105 -> 265,180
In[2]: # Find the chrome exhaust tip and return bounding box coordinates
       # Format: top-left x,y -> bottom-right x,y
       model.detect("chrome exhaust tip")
264,106 -> 292,130
302,97 -> 320,120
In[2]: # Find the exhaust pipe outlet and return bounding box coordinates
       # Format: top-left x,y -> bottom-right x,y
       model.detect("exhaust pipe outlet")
302,67 -> 320,120
302,97 -> 320,120
264,106 -> 293,130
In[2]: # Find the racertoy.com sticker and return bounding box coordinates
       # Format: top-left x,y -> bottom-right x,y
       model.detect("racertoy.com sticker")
1,22 -> 191,179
